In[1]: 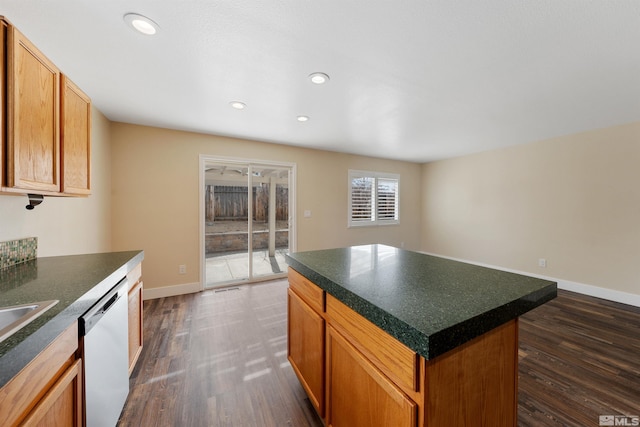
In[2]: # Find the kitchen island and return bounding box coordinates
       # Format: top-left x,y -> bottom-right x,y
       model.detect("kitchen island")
286,245 -> 557,427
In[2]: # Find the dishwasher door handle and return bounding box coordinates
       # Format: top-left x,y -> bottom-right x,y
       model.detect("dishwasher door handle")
80,278 -> 127,336
99,292 -> 119,314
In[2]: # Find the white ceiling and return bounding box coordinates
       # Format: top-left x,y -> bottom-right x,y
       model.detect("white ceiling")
2,1 -> 639,163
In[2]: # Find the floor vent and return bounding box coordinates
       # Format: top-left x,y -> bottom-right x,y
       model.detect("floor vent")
214,287 -> 241,293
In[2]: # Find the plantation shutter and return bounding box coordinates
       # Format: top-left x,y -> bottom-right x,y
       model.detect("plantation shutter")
349,170 -> 400,226
350,176 -> 374,222
377,178 -> 398,221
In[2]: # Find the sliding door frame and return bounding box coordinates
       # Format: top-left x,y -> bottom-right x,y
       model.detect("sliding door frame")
199,155 -> 297,290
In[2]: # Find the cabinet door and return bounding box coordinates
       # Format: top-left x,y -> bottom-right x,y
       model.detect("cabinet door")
326,326 -> 416,427
21,359 -> 83,427
6,25 -> 60,192
0,322 -> 78,426
1,21 -> 6,186
128,279 -> 144,374
60,75 -> 91,195
288,288 -> 324,416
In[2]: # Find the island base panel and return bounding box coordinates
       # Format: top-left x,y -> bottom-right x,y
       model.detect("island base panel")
425,319 -> 518,427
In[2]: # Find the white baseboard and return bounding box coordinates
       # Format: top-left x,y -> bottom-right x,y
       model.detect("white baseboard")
142,256 -> 640,308
557,279 -> 640,307
143,282 -> 201,300
419,251 -> 640,308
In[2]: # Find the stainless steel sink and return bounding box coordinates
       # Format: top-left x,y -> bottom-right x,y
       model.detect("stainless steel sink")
0,300 -> 59,343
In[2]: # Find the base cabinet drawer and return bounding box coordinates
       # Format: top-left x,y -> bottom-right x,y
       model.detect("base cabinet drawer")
326,294 -> 419,395
288,267 -> 324,313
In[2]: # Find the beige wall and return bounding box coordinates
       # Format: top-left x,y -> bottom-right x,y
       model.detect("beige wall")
0,108 -> 112,256
421,122 -> 640,297
110,123 -> 422,290
2,109 -> 637,300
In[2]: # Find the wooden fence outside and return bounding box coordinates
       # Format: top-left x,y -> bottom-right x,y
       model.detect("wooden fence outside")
205,185 -> 288,222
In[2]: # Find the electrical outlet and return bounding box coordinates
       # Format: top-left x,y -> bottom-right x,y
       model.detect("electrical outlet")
538,258 -> 547,268
179,264 -> 186,274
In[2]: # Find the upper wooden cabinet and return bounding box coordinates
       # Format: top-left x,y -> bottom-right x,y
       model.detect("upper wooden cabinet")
0,21 -> 5,188
1,17 -> 91,196
61,76 -> 91,195
6,23 -> 60,192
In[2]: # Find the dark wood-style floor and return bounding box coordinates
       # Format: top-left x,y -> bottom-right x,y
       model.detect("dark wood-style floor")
117,280 -> 640,427
518,290 -> 640,426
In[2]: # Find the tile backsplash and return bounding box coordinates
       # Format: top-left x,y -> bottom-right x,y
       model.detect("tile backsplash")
0,237 -> 38,270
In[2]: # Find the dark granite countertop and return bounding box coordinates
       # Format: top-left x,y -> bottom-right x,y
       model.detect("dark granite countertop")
0,250 -> 144,387
286,244 -> 556,360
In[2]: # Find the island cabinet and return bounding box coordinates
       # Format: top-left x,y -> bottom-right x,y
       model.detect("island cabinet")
325,294 -> 422,427
0,322 -> 82,427
287,268 -> 325,416
326,325 -> 418,427
288,267 -> 520,427
0,16 -> 91,197
127,262 -> 144,374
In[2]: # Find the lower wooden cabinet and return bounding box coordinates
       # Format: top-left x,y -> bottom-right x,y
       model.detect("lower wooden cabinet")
288,267 -> 519,427
21,358 -> 83,427
127,262 -> 144,374
287,288 -> 325,416
326,325 -> 416,427
0,262 -> 144,426
0,322 -> 82,427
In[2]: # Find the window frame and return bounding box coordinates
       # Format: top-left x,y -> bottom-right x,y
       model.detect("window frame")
348,169 -> 400,228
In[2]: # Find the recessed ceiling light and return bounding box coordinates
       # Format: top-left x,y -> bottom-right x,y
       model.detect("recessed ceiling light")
124,13 -> 159,36
309,72 -> 330,85
297,115 -> 309,122
230,101 -> 246,110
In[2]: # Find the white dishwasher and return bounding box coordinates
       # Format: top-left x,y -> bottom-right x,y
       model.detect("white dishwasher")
80,278 -> 129,427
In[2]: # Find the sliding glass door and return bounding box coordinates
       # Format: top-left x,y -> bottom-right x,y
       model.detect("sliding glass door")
202,158 -> 294,288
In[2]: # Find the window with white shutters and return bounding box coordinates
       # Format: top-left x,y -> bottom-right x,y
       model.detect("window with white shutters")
348,170 -> 399,227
